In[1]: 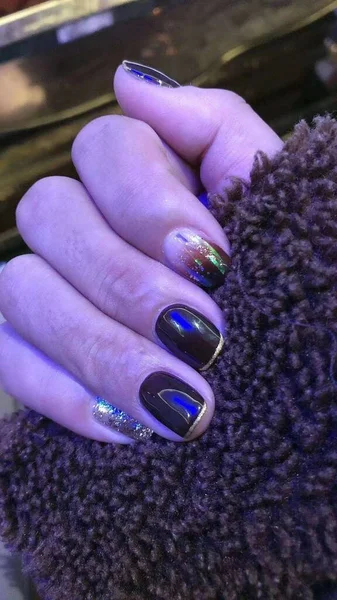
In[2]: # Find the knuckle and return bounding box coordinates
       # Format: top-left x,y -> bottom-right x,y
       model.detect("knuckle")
64,323 -> 112,385
94,261 -> 130,318
76,326 -> 150,397
207,88 -> 247,109
190,88 -> 247,128
16,176 -> 79,234
94,256 -> 159,323
81,330 -> 142,385
81,334 -> 110,383
72,114 -> 155,164
117,341 -> 150,392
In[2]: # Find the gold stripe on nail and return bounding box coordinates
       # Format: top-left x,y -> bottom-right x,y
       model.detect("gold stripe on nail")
184,401 -> 207,440
200,333 -> 224,371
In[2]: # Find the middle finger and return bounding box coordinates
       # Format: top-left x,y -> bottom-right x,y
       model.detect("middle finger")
72,115 -> 231,290
16,176 -> 224,372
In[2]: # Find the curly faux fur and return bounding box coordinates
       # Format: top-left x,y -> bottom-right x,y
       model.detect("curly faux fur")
1,117 -> 337,600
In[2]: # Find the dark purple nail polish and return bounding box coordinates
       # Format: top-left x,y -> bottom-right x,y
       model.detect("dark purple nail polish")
156,305 -> 223,371
139,372 -> 206,438
122,60 -> 180,88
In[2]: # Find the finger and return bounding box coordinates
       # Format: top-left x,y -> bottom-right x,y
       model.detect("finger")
17,176 -> 224,371
161,139 -> 201,196
0,255 -> 215,441
72,116 -> 230,289
114,63 -> 283,193
0,322 -> 138,444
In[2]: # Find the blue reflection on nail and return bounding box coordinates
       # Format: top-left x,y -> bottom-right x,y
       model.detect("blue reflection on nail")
172,393 -> 200,418
170,311 -> 194,332
130,68 -> 159,85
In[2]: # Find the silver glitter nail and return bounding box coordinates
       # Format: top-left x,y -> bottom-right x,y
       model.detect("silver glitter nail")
93,397 -> 153,441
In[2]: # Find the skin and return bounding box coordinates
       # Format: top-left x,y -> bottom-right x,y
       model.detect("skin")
0,66 -> 283,444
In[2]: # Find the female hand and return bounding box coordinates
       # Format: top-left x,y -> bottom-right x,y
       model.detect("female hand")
0,63 -> 282,443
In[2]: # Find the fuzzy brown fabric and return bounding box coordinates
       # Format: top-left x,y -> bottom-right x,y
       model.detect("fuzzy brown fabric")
1,116 -> 337,600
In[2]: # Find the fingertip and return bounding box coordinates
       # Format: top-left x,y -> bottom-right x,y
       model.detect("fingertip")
113,63 -> 125,92
113,61 -> 184,116
113,62 -> 282,191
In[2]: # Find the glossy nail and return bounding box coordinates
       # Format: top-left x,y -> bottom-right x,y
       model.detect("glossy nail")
93,397 -> 153,441
122,60 -> 180,88
140,372 -> 206,438
163,228 -> 231,289
156,304 -> 223,371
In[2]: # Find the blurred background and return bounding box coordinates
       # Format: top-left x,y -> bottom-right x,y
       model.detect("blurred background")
1,1 -> 337,598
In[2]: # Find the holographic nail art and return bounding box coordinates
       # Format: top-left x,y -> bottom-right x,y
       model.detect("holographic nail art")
140,372 -> 207,438
163,228 -> 231,289
122,60 -> 180,88
93,397 -> 153,441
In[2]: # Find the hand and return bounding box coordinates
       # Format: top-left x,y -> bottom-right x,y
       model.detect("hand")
0,63 -> 282,443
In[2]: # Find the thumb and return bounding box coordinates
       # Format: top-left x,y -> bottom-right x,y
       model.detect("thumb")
114,62 -> 283,194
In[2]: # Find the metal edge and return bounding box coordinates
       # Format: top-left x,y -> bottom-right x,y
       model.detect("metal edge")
0,0 -> 136,48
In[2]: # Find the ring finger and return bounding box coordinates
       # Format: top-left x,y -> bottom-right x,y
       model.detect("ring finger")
0,254 -> 215,441
0,322 -> 137,444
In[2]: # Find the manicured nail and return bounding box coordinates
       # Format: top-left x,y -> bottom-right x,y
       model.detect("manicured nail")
140,372 -> 206,439
122,60 -> 180,88
156,304 -> 223,371
163,228 -> 231,289
93,397 -> 153,441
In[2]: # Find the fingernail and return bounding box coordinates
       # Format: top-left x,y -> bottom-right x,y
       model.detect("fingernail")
156,304 -> 223,371
122,60 -> 180,88
93,397 -> 153,441
140,372 -> 206,439
163,228 -> 231,289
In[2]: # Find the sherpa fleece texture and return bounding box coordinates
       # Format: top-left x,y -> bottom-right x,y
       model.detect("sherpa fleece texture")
1,117 -> 337,600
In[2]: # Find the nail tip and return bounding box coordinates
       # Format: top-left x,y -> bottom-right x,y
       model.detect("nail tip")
122,60 -> 180,88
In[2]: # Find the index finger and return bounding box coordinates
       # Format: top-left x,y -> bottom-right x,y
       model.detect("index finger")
114,62 -> 283,193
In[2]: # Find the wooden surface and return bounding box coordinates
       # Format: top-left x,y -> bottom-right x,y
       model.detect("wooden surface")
1,0 -> 337,133
0,0 -> 44,17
